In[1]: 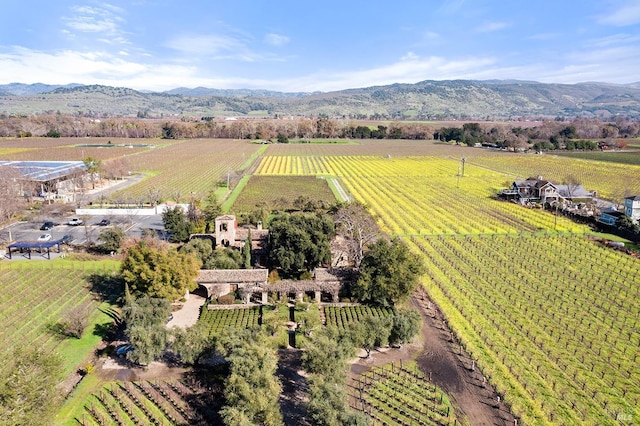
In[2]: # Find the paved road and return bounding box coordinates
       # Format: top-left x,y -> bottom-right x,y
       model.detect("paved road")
166,294 -> 206,329
85,174 -> 146,202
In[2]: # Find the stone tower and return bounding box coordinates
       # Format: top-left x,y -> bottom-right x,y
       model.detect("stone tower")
215,215 -> 237,247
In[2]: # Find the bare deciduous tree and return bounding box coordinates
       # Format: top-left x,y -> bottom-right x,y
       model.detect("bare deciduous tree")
334,203 -> 380,267
0,166 -> 26,222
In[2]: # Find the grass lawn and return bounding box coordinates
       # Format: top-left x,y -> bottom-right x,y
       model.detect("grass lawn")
54,373 -> 104,426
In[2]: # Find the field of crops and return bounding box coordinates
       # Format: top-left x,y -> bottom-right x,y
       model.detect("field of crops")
320,156 -> 585,236
263,148 -> 638,424
0,137 -> 154,162
0,259 -> 120,363
110,139 -> 261,201
263,139 -> 473,157
323,305 -> 394,330
412,233 -> 639,424
198,306 -> 261,337
350,362 -> 457,426
231,175 -> 336,212
74,378 -> 221,425
468,153 -> 640,201
556,150 -> 640,166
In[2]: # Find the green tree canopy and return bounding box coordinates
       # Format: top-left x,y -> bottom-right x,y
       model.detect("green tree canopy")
162,206 -> 190,242
82,156 -> 102,189
121,239 -> 199,301
242,229 -> 252,269
0,347 -> 63,426
121,295 -> 171,365
267,212 -> 334,278
97,226 -> 126,253
302,326 -> 369,425
205,247 -> 242,269
203,190 -> 222,233
181,237 -> 214,267
302,326 -> 356,384
353,238 -> 425,306
351,315 -> 393,358
216,329 -> 283,426
307,377 -> 369,426
390,309 -> 422,346
170,322 -> 210,364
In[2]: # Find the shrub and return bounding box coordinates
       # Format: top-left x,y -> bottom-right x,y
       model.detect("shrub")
218,294 -> 235,305
268,270 -> 281,283
294,301 -> 309,312
61,305 -> 89,338
82,363 -> 95,375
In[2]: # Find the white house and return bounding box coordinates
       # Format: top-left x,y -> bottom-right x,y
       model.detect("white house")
624,196 -> 640,224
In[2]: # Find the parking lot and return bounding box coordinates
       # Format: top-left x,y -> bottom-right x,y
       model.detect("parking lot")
1,214 -> 166,247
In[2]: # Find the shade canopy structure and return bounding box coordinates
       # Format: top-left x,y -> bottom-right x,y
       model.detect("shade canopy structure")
6,239 -> 65,259
0,160 -> 86,182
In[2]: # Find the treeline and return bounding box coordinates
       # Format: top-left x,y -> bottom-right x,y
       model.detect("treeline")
1,115 -> 639,147
434,121 -> 634,150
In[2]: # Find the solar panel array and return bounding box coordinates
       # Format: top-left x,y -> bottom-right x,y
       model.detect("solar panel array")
0,160 -> 86,182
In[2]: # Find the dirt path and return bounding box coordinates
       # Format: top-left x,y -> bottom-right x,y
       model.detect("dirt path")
346,287 -> 516,426
411,287 -> 515,426
276,349 -> 311,426
329,177 -> 351,202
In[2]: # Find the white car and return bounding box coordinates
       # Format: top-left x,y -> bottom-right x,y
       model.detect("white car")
68,218 -> 83,226
37,233 -> 52,242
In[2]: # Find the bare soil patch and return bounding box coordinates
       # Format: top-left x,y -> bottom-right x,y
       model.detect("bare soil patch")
276,349 -> 311,426
347,286 -> 516,425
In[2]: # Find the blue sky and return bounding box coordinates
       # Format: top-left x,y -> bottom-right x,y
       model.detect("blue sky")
1,0 -> 639,92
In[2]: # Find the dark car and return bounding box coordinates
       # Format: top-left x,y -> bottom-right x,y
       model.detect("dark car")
60,235 -> 73,244
116,344 -> 134,357
40,221 -> 55,230
97,219 -> 111,226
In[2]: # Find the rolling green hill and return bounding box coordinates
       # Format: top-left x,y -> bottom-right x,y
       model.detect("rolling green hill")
1,80 -> 639,119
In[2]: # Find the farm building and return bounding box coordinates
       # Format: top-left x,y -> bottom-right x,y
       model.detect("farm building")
599,209 -> 625,226
500,177 -> 594,205
196,269 -> 269,299
624,196 -> 640,224
0,160 -> 86,201
195,267 -> 354,304
190,215 -> 269,266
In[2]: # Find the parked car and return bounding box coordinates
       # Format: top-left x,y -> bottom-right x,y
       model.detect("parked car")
60,235 -> 73,244
116,344 -> 134,357
40,221 -> 55,230
37,233 -> 52,242
97,219 -> 111,226
68,217 -> 83,226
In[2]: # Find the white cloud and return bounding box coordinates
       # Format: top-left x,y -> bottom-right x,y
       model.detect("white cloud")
277,54 -> 498,92
165,33 -> 288,62
586,33 -> 640,48
62,4 -> 129,45
0,47 -> 147,85
166,35 -> 246,56
264,33 -> 290,46
1,35 -> 639,93
598,2 -> 640,26
476,21 -> 511,33
401,52 -> 420,61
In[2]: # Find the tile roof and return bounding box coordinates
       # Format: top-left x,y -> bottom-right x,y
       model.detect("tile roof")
197,269 -> 269,283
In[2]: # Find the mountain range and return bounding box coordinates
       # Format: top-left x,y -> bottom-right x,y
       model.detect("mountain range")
1,80 -> 639,119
